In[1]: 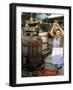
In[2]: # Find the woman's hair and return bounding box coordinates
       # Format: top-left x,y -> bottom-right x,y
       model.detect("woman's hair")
50,22 -> 64,37
53,29 -> 62,35
56,29 -> 61,32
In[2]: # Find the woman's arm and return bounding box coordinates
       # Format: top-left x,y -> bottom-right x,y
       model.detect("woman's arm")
59,27 -> 64,37
50,26 -> 55,37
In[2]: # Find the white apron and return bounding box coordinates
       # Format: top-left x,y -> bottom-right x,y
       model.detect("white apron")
52,48 -> 64,65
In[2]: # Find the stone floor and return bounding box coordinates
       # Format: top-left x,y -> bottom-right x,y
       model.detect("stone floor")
22,53 -> 64,77
44,53 -> 64,75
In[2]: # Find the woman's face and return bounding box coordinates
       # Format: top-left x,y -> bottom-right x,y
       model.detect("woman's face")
55,30 -> 61,38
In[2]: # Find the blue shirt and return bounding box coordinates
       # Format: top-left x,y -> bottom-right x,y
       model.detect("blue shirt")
53,37 -> 61,47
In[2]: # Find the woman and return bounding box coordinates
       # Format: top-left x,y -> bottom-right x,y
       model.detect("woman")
50,25 -> 64,74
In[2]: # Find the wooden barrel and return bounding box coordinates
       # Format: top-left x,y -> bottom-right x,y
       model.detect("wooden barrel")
22,35 -> 44,71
